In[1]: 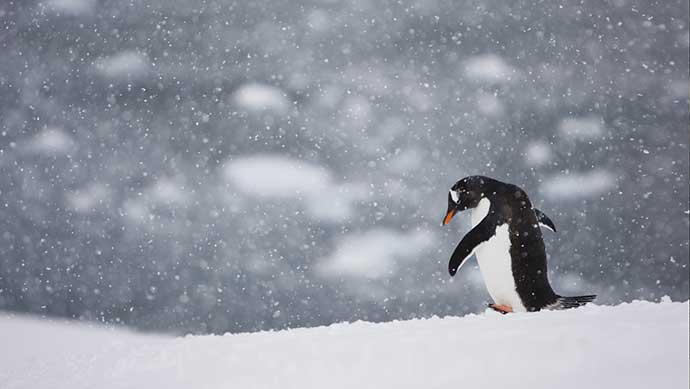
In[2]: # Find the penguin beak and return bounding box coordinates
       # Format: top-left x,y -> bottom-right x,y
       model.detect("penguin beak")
442,207 -> 456,226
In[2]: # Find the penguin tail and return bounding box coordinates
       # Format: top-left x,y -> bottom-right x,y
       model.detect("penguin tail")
551,295 -> 597,310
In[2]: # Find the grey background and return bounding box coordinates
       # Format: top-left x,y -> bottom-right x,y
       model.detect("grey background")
0,0 -> 687,334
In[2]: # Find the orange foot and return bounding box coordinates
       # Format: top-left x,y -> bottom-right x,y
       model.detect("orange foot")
489,304 -> 513,314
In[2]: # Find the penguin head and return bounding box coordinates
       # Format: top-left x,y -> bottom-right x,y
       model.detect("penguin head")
442,175 -> 491,225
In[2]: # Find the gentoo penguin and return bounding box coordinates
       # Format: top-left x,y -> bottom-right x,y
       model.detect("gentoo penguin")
442,175 -> 595,313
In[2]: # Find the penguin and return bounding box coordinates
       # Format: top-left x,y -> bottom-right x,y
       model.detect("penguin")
442,175 -> 596,314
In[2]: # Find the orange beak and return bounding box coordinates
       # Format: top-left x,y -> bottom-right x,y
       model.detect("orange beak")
443,209 -> 456,225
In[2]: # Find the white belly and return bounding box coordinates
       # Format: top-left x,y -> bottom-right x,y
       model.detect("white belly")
471,199 -> 526,312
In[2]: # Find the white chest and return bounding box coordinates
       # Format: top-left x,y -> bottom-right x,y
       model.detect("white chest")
471,199 -> 526,312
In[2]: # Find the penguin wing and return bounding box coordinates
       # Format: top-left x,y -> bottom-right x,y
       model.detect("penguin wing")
534,208 -> 557,232
448,219 -> 494,276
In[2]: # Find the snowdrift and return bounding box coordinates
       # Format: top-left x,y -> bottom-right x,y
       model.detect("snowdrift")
1,300 -> 688,389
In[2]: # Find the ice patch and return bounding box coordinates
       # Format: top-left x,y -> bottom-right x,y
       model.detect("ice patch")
122,177 -> 189,224
541,170 -> 617,200
404,85 -> 433,112
66,183 -> 110,213
223,155 -> 366,222
463,54 -> 515,83
317,229 -> 433,279
524,141 -> 552,166
122,199 -> 149,223
305,182 -> 368,222
554,273 -> 591,295
307,9 -> 330,32
47,0 -> 95,16
95,51 -> 150,80
558,116 -> 606,140
25,127 -> 75,156
233,83 -> 289,115
476,93 -> 504,116
224,155 -> 331,197
388,149 -> 422,174
149,178 -> 188,205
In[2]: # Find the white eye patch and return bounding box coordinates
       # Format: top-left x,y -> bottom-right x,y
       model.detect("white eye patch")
449,189 -> 459,203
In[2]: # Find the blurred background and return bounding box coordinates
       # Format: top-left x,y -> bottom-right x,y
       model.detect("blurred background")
0,0 -> 687,334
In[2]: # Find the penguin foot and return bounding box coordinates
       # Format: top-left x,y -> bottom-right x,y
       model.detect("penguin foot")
488,304 -> 513,314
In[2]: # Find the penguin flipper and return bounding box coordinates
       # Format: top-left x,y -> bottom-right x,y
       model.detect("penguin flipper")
534,208 -> 557,232
448,220 -> 493,276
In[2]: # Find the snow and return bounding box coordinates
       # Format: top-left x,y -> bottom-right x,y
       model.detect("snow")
223,154 -> 367,222
306,9 -> 330,32
94,51 -> 150,80
122,198 -> 149,223
233,83 -> 290,115
118,177 -> 189,224
24,127 -> 75,156
0,300 -> 687,389
224,155 -> 331,197
476,92 -> 504,116
524,141 -> 553,166
342,95 -> 373,126
316,84 -> 344,109
558,116 -> 606,140
148,177 -> 189,206
304,181 -> 368,222
388,148 -> 422,173
317,228 -> 434,279
46,0 -> 94,16
540,170 -> 617,201
66,182 -> 110,213
463,54 -> 515,83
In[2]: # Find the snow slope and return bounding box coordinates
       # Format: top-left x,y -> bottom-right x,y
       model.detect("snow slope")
1,300 -> 687,389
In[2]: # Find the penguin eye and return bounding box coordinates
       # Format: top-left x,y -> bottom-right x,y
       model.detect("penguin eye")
449,189 -> 460,203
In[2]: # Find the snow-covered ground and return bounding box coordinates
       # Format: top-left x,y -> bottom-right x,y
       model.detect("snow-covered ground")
1,300 -> 687,389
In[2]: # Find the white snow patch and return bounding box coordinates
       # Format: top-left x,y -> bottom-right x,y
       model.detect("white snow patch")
307,9 -> 330,32
25,127 -> 75,156
554,273 -> 593,295
305,182 -> 368,222
558,116 -> 606,140
66,183 -> 110,213
541,170 -> 617,200
148,177 -> 189,205
476,92 -> 504,116
223,154 -> 366,222
317,229 -> 433,279
46,0 -> 95,16
224,155 -> 331,197
463,54 -> 515,83
388,149 -> 422,174
0,300 -> 687,389
524,141 -> 553,166
122,198 -> 149,223
121,177 -> 189,224
95,51 -> 150,80
233,83 -> 289,115
404,85 -> 433,112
